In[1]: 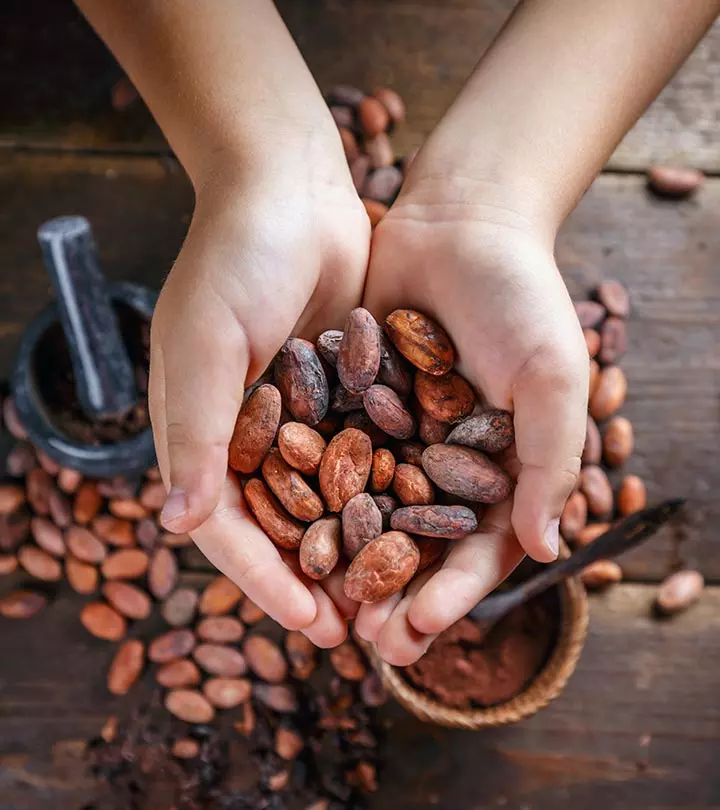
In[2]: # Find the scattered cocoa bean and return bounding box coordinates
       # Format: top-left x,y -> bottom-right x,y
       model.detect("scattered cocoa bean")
65,555 -> 99,594
617,474 -> 647,516
254,683 -> 298,713
339,127 -> 358,161
244,635 -> 288,682
102,581 -> 152,620
148,546 -> 179,600
138,481 -> 165,512
165,689 -> 215,724
285,630 -> 316,680
101,549 -> 149,580
343,410 -> 389,448
362,385 -> 416,439
275,727 -> 304,760
390,504 -> 477,539
373,86 -> 405,123
194,643 -> 247,677
599,316 -> 627,365
329,642 -> 367,681
66,525 -> 107,564
596,279 -> 630,319
328,85 -> 365,107
319,428 -> 373,512
98,477 -> 138,500
385,309 -> 455,375
603,415 -> 633,466
589,358 -> 600,399
365,132 -> 395,168
161,530 -> 192,548
80,602 -> 127,641
363,165 -> 403,203
199,575 -> 243,615
172,738 -> 200,759
149,629 -> 196,663
414,370 -> 475,424
107,639 -> 145,695
6,444 -> 36,477
583,415 -> 602,464
300,515 -> 341,579
197,616 -> 245,644
276,424 -> 326,481
422,444 -> 512,504
203,677 -> 252,709
229,384 -> 282,474
574,522 -> 611,546
393,440 -> 424,466
590,366 -> 627,421
136,518 -> 159,551
0,554 -> 18,574
18,545 -> 63,581
393,463 -> 434,506
26,468 -> 51,516
58,467 -> 83,494
35,451 -> 60,476
156,658 -> 202,688
342,493 -> 382,559
108,498 -> 148,521
0,589 -> 47,619
262,448 -> 324,521
647,165 -> 703,198
239,599 -> 265,625
274,338 -> 329,426
360,672 -> 387,707
267,769 -> 290,792
656,569 -> 704,615
445,409 -> 514,454
583,328 -> 601,358
560,491 -> 588,541
3,396 -> 28,440
352,156 -> 372,192
48,489 -> 72,528
331,385 -> 365,413
344,531 -> 419,603
580,465 -> 614,517
0,511 -> 29,552
372,494 -> 398,531
580,560 -> 623,589
73,481 -> 102,524
92,515 -> 135,547
377,332 -> 413,395
316,330 -> 343,367
244,478 -> 306,549
574,300 -> 606,329
162,587 -> 199,626
30,516 -> 65,557
370,448 -> 395,493
337,308 -> 381,394
358,96 -> 389,136
415,536 -> 447,570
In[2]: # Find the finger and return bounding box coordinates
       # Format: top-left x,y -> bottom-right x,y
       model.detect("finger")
302,583 -> 349,649
407,499 -> 524,635
156,297 -> 249,534
319,562 -> 360,621
375,568 -> 440,666
511,341 -> 588,562
191,474 -> 316,630
354,592 -> 404,644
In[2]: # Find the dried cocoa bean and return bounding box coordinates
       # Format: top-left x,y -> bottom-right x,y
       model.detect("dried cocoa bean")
583,415 -> 602,464
197,616 -> 245,643
393,440 -> 424,466
599,316 -> 627,365
172,738 -> 200,759
199,575 -> 243,615
352,156 -> 372,191
261,448 -> 324,521
580,560 -> 623,589
358,96 -> 389,136
422,444 -> 512,504
244,478 -> 306,549
344,531 -> 419,603
560,491 -> 588,541
360,672 -> 388,707
161,530 -> 192,548
337,308 -> 381,393
3,396 -> 28,440
73,481 -> 102,524
58,467 -> 83,494
35,451 -> 59,475
0,590 -> 47,619
6,445 -> 36,477
583,328 -> 601,358
596,279 -> 630,318
414,370 -> 475,424
66,526 -> 107,564
165,689 -> 215,724
342,493 -> 382,558
415,537 -> 446,570
603,415 -> 633,466
372,494 -> 398,530
47,489 -> 72,529
385,309 -> 455,375
229,384 -> 282,473
617,474 -> 647,516
98,477 -> 138,500
339,127 -> 358,160
0,554 -> 18,574
203,677 -> 252,709
239,599 -> 265,625
417,408 -> 452,445
244,635 -> 288,682
149,629 -> 196,663
80,602 -> 127,641
365,133 -> 394,168
193,643 -> 247,676
0,511 -> 29,552
580,466 -> 614,517
390,504 -> 477,539
26,468 -> 51,516
362,165 -> 403,203
162,587 -> 199,626
363,385 -> 416,439
590,366 -> 627,421
370,448 -> 395,492
328,85 -> 365,107
331,385 -> 365,412
647,165 -> 703,198
30,516 -> 65,557
445,410 -> 514,454
254,683 -> 298,713
392,463 -> 434,506
300,515 -> 341,579
275,727 -> 304,760
107,639 -> 145,695
373,86 -> 405,123
136,518 -> 159,551
138,481 -> 165,511
109,498 -> 148,520
377,332 -> 413,395
102,581 -> 152,620
574,522 -> 610,546
274,338 -> 329,426
148,546 -> 179,599
66,556 -> 98,594
316,330 -> 343,367
329,642 -> 367,681
319,428 -> 373,512
18,545 -> 62,581
656,569 -> 704,614
157,658 -> 202,688
589,358 -> 600,398
285,631 -> 316,680
344,410 -> 389,448
92,515 -> 135,547
574,300 -> 606,329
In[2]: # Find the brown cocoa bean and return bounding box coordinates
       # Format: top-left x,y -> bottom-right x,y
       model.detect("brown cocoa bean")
590,366 -> 627,421
574,300 -> 606,328
446,410 -> 514,454
372,494 -> 398,530
254,683 -> 298,713
328,85 -> 365,107
92,515 -> 135,547
580,466 -> 613,517
343,411 -> 389,448
102,581 -> 152,620
331,385 -> 365,413
108,639 -> 145,695
36,452 -> 59,474
6,444 -> 37,477
339,126 -> 358,160
589,358 -> 600,399
365,132 -> 394,168
344,531 -> 419,603
583,415 -> 602,464
599,316 -> 627,365
48,489 -> 72,528
66,525 -> 107,564
656,569 -> 704,614
80,602 -> 127,641
100,715 -> 118,743
393,440 -> 424,466
300,515 -> 341,579
0,484 -> 25,515
362,165 -> 403,203
98,477 -> 137,500
358,96 -> 389,136
617,475 -> 647,516
172,738 -> 200,759
0,511 -> 30,552
239,599 -> 265,625
596,279 -> 630,318
275,727 -> 304,760
560,491 -> 588,541
373,86 -> 405,123
329,642 -> 367,681
165,689 -> 215,724
370,448 -> 395,493
342,493 -> 382,559
228,384 -> 282,473
360,672 -> 388,707
390,504 -> 477,539
109,498 -> 148,520
199,574 -> 243,615
30,516 -> 65,557
316,330 -> 343,367
363,385 -> 416,439
393,463 -> 434,506
58,467 -> 83,494
0,554 -> 18,574
337,308 -> 381,393
162,587 -> 199,626
274,338 -> 329,426
149,629 -> 196,663
414,371 -> 475,424
136,518 -> 159,551
203,677 -> 252,709
285,631 -> 316,680
138,481 -> 166,512
261,448 -> 324,521
575,522 -> 611,547
161,530 -> 192,548
0,589 -> 47,619
352,156 -> 372,192
603,415 -> 633,466
157,658 -> 201,688
26,468 -> 52,516
417,408 -> 451,445
3,396 -> 28,440
244,478 -> 306,549
583,328 -> 601,358
415,537 -> 447,570
385,309 -> 455,375
422,444 -> 512,504
234,702 -> 256,736
148,546 -> 179,599
66,556 -> 98,594
244,635 -> 288,682
197,616 -> 245,643
580,560 -> 623,589
647,165 -> 703,198
73,481 -> 102,524
18,545 -> 63,581
101,549 -> 149,580
377,332 -> 413,395
193,643 -> 247,677
319,428 -> 373,512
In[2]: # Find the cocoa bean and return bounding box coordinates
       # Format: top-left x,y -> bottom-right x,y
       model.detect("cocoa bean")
234,702 -> 256,736
319,428 -> 373,512
415,537 -> 447,570
617,474 -> 647,516
390,504 -> 477,539
580,466 -> 613,517
316,330 -> 343,367
373,87 -> 405,123
6,444 -> 36,477
261,448 -> 324,521
66,525 -> 107,564
58,467 -> 83,494
377,332 -> 413,395
363,385 -> 416,439
422,444 -> 512,504
80,602 -> 127,641
199,575 -> 243,615
445,410 -> 514,454
197,616 -> 245,643
109,498 -> 148,520
239,599 -> 265,625
101,549 -> 150,580
165,689 -> 215,724
148,546 -> 179,600
328,85 -> 365,107
330,104 -> 354,128
18,545 -> 62,581
342,493 -> 382,559
344,531 -> 419,603
149,629 -> 196,663
370,448 -> 395,492
102,581 -> 152,620
590,366 -> 627,421
35,451 -> 60,476
244,635 -> 288,682
358,96 -> 389,136
3,396 -> 28,440
583,328 -> 601,358
203,677 -> 252,709
583,415 -> 602,464
393,440 -> 424,466
560,491 -> 588,541
108,639 -> 145,695
136,518 -> 159,551
385,309 -> 455,375
300,515 -> 341,579
138,480 -> 166,511
574,522 -> 611,547
0,554 -> 18,574
0,589 -> 47,619
352,156 -> 372,192
193,643 -> 247,677
254,683 -> 297,713
229,384 -> 282,473
66,556 -> 99,594
162,587 -> 199,626
417,408 -> 451,445
656,569 -> 704,615
98,477 -> 138,500
161,530 -> 192,548
647,165 -> 703,198
172,738 -> 200,759
100,715 -> 118,743
275,727 -> 304,760
337,308 -> 381,393
48,489 -> 72,528
414,370 -> 475,424
589,358 -> 600,399
360,672 -> 388,707
574,300 -> 606,329
73,481 -> 102,524
30,516 -> 65,557
599,316 -> 627,365
157,658 -> 201,688
314,412 -> 343,437
343,410 -> 389,448
596,279 -> 630,319
285,631 -> 316,680
331,385 -> 365,413
0,511 -> 29,552
603,416 -> 633,466
329,642 -> 367,681
372,494 -> 398,530
580,560 -> 622,589
26,468 -> 52,516
244,478 -> 306,549
339,126 -> 358,160
365,132 -> 394,168
92,515 -> 135,547
393,463 -> 434,506
362,165 -> 403,203
274,338 -> 329,426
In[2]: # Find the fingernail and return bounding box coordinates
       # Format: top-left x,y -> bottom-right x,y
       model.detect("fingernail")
544,518 -> 560,559
160,486 -> 188,528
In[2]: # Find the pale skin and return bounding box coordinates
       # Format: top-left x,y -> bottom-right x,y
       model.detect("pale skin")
77,0 -> 719,664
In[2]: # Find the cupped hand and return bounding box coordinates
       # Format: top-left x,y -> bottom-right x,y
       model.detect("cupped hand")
150,149 -> 370,644
356,177 -> 589,665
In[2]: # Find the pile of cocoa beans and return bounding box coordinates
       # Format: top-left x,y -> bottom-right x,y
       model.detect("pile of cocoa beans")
232,307 -> 514,605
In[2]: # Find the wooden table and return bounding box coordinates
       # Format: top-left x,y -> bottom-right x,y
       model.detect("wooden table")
0,3 -> 718,808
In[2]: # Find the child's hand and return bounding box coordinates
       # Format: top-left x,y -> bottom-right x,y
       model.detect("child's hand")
355,178 -> 588,665
150,162 -> 369,643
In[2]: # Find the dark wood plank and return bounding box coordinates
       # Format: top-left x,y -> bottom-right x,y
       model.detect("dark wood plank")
0,584 -> 717,809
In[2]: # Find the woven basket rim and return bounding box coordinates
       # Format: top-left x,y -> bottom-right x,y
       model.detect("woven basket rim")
363,571 -> 589,729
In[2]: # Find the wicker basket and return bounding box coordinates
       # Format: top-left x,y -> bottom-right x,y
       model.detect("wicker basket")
363,570 -> 589,729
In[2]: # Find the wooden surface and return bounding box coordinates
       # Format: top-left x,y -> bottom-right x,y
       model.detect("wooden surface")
1,0 -> 720,170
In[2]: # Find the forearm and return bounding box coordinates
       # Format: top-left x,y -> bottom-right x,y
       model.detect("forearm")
411,0 -> 719,236
76,0 -> 341,188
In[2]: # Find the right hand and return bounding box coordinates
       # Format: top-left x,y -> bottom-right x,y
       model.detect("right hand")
149,144 -> 370,645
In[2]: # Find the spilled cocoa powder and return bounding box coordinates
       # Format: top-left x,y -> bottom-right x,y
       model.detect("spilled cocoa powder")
403,590 -> 558,709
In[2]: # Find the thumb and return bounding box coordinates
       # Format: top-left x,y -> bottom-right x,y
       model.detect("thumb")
510,344 -> 588,562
